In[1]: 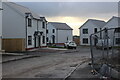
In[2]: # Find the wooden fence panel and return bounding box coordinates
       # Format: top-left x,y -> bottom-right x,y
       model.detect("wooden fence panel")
2,38 -> 25,52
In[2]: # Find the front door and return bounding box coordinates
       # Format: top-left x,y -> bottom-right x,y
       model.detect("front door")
34,37 -> 37,48
38,36 -> 41,47
52,35 -> 55,44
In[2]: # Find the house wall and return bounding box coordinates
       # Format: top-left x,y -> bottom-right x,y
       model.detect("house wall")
27,18 -> 47,49
2,2 -> 26,51
40,21 -> 47,47
27,18 -> 37,49
47,23 -> 73,44
103,17 -> 120,46
0,1 -> 2,50
2,3 -> 26,39
47,23 -> 57,44
80,21 -> 101,45
57,30 -> 73,43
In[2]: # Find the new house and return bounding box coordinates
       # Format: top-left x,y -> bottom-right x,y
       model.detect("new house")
47,22 -> 73,45
102,16 -> 120,46
79,19 -> 106,46
2,2 -> 47,52
0,1 -> 2,51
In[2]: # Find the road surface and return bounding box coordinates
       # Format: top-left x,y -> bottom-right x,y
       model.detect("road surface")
2,46 -> 91,78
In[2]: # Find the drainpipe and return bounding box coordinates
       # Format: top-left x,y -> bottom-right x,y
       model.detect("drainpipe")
56,29 -> 58,43
25,13 -> 30,50
46,21 -> 48,46
0,8 -> 3,51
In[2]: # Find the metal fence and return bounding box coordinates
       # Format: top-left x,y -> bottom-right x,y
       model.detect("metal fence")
90,28 -> 120,79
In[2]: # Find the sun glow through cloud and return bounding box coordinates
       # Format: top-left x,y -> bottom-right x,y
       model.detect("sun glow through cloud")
46,16 -> 109,36
46,16 -> 85,36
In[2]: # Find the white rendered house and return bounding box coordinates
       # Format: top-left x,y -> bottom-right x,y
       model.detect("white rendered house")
79,19 -> 106,46
102,16 -> 120,46
2,2 -> 47,51
47,22 -> 73,45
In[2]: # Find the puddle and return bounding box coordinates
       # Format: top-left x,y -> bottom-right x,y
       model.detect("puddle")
70,64 -> 78,67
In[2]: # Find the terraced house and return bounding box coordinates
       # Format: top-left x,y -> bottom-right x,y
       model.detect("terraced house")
2,2 -> 47,52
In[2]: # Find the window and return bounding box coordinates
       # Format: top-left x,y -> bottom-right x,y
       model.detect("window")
116,38 -> 120,44
83,29 -> 88,34
46,29 -> 48,34
43,36 -> 45,44
28,36 -> 32,45
28,18 -> 32,27
42,22 -> 45,28
46,37 -> 49,42
83,38 -> 88,44
53,29 -> 55,33
94,28 -> 97,33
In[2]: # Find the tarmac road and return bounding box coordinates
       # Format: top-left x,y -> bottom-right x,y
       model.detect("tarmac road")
2,46 -> 91,79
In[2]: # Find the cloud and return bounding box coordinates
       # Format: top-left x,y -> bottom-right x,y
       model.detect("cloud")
17,2 -> 118,18
14,2 -> 118,35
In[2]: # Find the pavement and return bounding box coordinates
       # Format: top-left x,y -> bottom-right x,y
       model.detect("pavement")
66,62 -> 100,80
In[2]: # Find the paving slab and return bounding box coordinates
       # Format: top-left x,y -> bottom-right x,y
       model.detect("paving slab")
66,62 -> 100,80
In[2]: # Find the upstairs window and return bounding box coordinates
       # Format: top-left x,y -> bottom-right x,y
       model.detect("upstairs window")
94,28 -> 97,33
46,29 -> 48,34
28,18 -> 32,27
42,22 -> 45,29
28,36 -> 32,45
53,29 -> 55,33
83,29 -> 88,34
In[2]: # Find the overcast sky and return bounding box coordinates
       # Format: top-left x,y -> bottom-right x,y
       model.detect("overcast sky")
8,1 -> 119,35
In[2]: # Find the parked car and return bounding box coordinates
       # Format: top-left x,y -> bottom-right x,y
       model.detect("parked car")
96,39 -> 112,49
64,41 -> 77,49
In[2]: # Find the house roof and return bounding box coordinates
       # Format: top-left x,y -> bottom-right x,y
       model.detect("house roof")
79,19 -> 106,29
49,22 -> 73,30
104,16 -> 120,28
4,2 -> 41,20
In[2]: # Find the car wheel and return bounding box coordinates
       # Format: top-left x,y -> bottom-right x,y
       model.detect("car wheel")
67,46 -> 69,49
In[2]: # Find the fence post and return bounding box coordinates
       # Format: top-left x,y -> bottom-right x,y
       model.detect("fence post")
90,34 -> 94,69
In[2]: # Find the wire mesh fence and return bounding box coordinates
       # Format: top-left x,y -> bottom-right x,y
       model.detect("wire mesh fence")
90,28 -> 120,79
